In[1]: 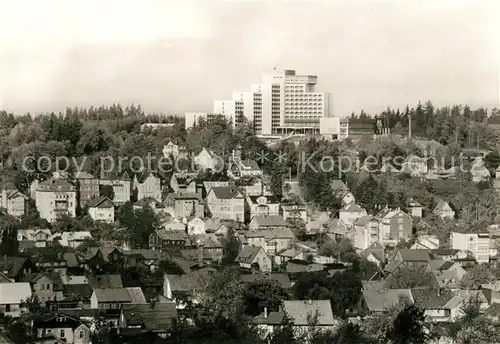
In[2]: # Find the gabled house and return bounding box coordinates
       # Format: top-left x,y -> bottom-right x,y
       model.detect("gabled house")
33,312 -> 91,344
186,216 -> 206,236
411,288 -> 459,322
401,154 -> 428,177
118,302 -> 178,333
205,187 -> 244,222
243,227 -> 295,257
433,200 -> 455,219
470,156 -> 491,183
360,242 -> 386,267
202,175 -> 230,196
74,171 -> 100,206
90,287 -> 146,309
282,300 -> 336,332
281,202 -> 308,224
56,231 -> 93,249
352,216 -> 382,250
376,207 -> 413,244
245,194 -> 281,222
35,178 -> 77,222
237,177 -> 268,197
194,147 -> 223,172
249,215 -> 288,231
17,229 -> 53,248
227,146 -> 262,179
411,235 -> 440,250
0,282 -> 32,317
339,203 -> 367,226
149,230 -> 190,251
330,180 -> 355,205
450,229 -> 490,264
0,257 -> 38,281
99,172 -> 131,204
170,174 -> 197,194
162,141 -> 180,158
164,193 -> 204,218
307,212 -> 330,233
88,196 -> 115,223
24,272 -> 64,306
407,198 -> 423,218
133,172 -> 162,202
88,275 -> 123,289
235,245 -> 272,272
0,188 -> 26,216
358,287 -> 413,315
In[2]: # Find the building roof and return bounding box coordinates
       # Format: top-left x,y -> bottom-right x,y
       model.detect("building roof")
167,270 -> 212,292
63,284 -> 93,300
74,171 -> 95,179
239,159 -> 261,171
245,228 -> 295,240
251,215 -> 288,228
340,203 -> 365,213
0,257 -> 32,278
411,288 -> 455,309
89,275 -> 123,289
94,287 -> 146,303
433,199 -> 451,213
247,195 -> 281,204
253,311 -> 286,325
396,249 -> 431,262
282,300 -> 335,326
0,282 -> 32,304
88,196 -> 115,208
37,178 -> 75,192
121,302 -> 177,331
431,248 -> 459,256
235,245 -> 263,263
361,288 -> 413,312
155,229 -> 189,241
210,186 -> 242,200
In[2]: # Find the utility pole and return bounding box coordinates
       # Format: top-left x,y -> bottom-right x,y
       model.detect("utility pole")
408,113 -> 412,138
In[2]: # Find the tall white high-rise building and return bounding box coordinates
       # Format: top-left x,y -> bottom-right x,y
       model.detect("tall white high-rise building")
185,68 -> 333,136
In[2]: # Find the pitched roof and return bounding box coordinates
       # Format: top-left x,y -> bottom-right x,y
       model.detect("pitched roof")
282,300 -> 335,326
0,257 -> 31,278
397,249 -> 431,262
253,311 -> 286,325
94,287 -> 146,303
251,215 -> 288,228
121,302 -> 177,331
0,283 -> 32,304
235,245 -> 263,263
239,159 -> 261,171
433,199 -> 451,212
88,196 -> 115,208
248,195 -> 281,204
411,288 -> 455,309
37,178 -> 75,192
244,228 -> 295,240
63,284 -> 93,300
167,270 -> 211,292
74,171 -> 95,179
361,288 -> 413,312
88,275 -> 123,289
340,203 -> 364,213
210,186 -> 242,199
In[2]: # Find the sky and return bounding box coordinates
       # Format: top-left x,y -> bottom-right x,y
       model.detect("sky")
0,0 -> 499,117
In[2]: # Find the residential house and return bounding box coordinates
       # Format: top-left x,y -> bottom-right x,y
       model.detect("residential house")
433,200 -> 455,219
170,173 -> 197,194
202,175 -> 230,196
0,188 -> 26,216
133,172 -> 162,202
83,247 -> 125,273
249,215 -> 288,231
194,147 -> 223,172
339,203 -> 367,226
282,300 -> 336,332
99,172 -> 131,204
118,302 -> 178,333
358,287 -> 413,315
33,312 -> 91,344
60,284 -> 93,309
227,147 -> 262,179
74,172 -> 100,206
401,154 -> 428,178
238,177 -> 268,196
163,141 -> 180,158
204,218 -> 230,236
450,230 -> 490,264
0,257 -> 38,281
0,283 -> 32,317
17,229 -> 52,248
244,227 -> 295,257
90,287 -> 146,309
163,268 -> 214,307
407,198 -> 423,218
470,156 -> 491,183
384,249 -> 432,275
431,248 -> 465,261
360,242 -> 386,267
88,275 -> 123,289
149,230 -> 190,251
411,288 -> 460,322
25,272 -> 64,306
88,196 -> 115,223
253,309 -> 286,338
186,216 -> 206,236
133,197 -> 165,215
376,207 -> 413,244
165,193 -> 204,218
35,178 -> 77,222
307,212 -> 330,233
235,245 -> 272,272
245,194 -> 281,222
205,186 -> 244,222
330,180 -> 355,205
56,231 -> 93,249
162,219 -> 186,232
352,216 -> 382,250
281,202 -> 308,224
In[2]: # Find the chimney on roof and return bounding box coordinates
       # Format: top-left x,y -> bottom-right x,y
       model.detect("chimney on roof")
264,307 -> 268,318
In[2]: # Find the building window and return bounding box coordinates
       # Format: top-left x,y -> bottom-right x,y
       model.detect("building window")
79,330 -> 84,338
60,330 -> 65,338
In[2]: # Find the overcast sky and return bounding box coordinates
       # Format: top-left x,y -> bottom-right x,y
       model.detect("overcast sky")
0,0 -> 499,117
